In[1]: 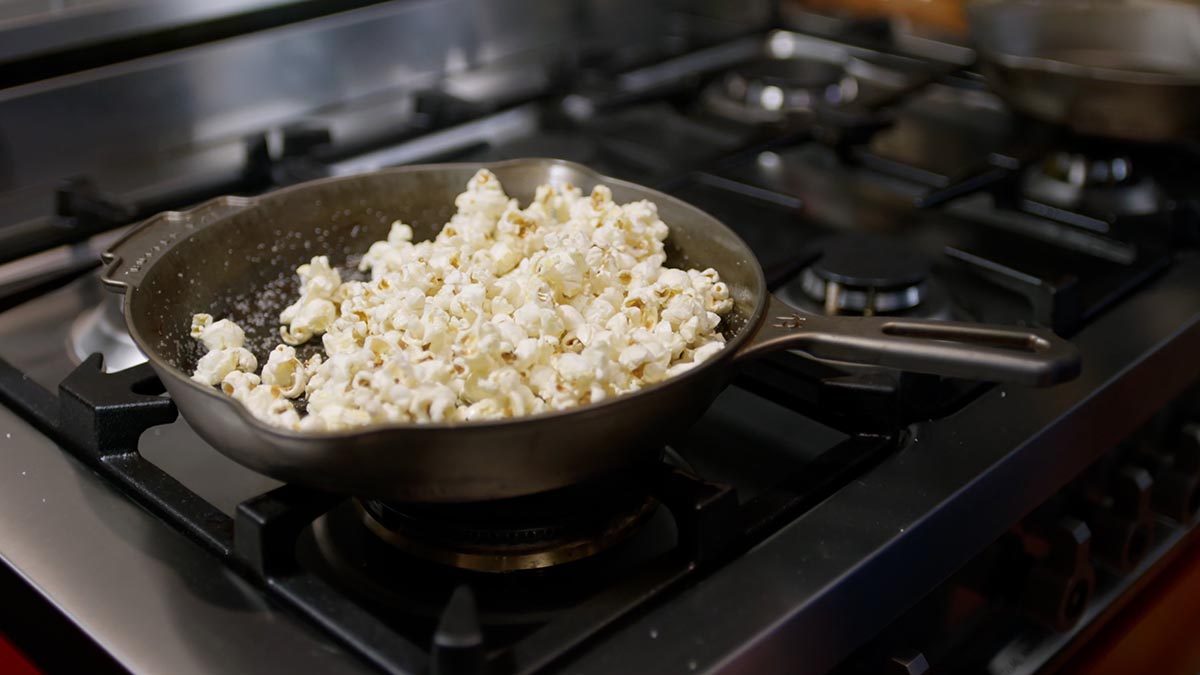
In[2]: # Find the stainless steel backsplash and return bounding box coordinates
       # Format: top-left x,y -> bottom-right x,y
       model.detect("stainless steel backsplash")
0,0 -> 771,196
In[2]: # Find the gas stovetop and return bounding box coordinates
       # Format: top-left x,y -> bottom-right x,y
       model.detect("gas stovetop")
2,5 -> 1200,675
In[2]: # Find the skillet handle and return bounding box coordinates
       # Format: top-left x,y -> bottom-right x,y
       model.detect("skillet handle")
100,195 -> 256,292
733,294 -> 1081,387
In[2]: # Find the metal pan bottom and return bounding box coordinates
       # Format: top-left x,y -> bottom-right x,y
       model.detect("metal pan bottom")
356,480 -> 659,573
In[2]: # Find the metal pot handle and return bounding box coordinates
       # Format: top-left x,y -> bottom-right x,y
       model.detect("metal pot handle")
734,294 -> 1082,387
100,195 -> 256,291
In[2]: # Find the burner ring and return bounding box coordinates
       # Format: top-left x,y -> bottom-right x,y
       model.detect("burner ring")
356,492 -> 658,573
778,235 -> 953,320
69,295 -> 146,372
1021,150 -> 1162,217
795,234 -> 933,316
799,268 -> 926,315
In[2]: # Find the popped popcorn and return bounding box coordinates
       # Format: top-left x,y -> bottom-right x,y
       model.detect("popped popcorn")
190,169 -> 733,430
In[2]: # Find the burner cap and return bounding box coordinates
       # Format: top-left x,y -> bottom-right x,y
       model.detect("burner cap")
1042,151 -> 1136,187
800,235 -> 931,315
811,235 -> 930,288
735,59 -> 845,90
717,57 -> 857,118
1023,151 -> 1161,216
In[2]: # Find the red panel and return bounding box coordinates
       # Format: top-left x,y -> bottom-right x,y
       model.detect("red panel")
1060,533 -> 1200,675
0,631 -> 40,675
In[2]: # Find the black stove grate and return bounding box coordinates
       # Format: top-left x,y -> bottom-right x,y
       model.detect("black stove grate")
0,351 -> 895,674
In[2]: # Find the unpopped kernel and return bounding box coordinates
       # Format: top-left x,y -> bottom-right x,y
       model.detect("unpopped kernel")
191,169 -> 732,430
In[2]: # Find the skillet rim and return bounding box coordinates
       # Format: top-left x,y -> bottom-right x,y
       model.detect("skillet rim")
107,158 -> 770,439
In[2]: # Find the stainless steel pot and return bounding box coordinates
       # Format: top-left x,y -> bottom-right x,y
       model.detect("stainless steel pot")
101,159 -> 1080,501
968,0 -> 1200,141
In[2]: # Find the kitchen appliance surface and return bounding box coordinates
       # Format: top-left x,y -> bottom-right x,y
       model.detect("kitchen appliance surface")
1,3 -> 1199,675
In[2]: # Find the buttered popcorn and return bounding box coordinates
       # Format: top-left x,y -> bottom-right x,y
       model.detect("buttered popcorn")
190,169 -> 733,430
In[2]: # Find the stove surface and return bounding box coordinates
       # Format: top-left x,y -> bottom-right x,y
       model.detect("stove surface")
2,6 -> 1200,675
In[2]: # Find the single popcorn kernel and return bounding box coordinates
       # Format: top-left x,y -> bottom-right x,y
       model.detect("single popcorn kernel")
190,169 -> 732,429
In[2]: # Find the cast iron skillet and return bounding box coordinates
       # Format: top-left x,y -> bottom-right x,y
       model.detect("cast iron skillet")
101,159 -> 1080,502
969,0 -> 1200,142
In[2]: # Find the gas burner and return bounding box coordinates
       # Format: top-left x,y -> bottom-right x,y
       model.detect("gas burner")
303,495 -> 677,627
69,294 -> 145,372
1022,151 -> 1162,217
777,234 -> 953,319
705,57 -> 858,123
357,479 -> 658,573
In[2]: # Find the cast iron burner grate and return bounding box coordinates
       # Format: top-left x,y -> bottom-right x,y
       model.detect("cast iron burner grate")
0,351 -> 895,674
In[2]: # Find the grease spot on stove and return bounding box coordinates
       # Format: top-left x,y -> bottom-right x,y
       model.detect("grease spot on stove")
688,659 -> 698,671
649,628 -> 659,639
